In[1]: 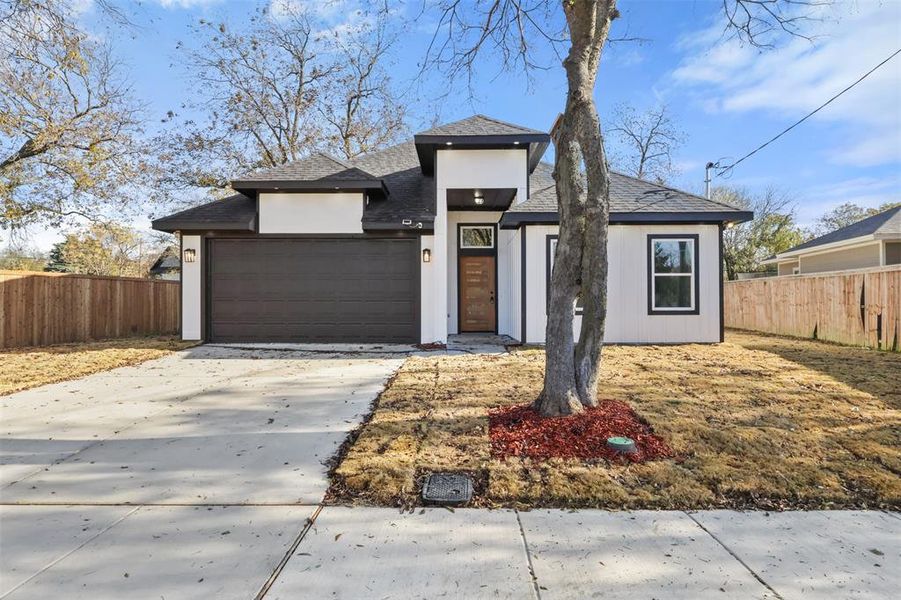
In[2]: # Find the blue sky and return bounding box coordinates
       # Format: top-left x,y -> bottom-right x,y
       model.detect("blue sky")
19,0 -> 901,250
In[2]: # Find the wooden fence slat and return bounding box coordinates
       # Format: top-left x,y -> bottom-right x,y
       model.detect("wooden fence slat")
725,265 -> 901,351
0,271 -> 180,349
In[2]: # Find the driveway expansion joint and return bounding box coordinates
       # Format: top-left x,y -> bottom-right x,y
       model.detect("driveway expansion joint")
254,504 -> 323,600
514,510 -> 542,600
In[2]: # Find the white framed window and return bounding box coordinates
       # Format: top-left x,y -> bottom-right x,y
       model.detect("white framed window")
460,225 -> 494,249
648,235 -> 699,314
546,235 -> 583,315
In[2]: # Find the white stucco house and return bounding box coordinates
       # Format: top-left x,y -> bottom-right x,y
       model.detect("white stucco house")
153,115 -> 752,345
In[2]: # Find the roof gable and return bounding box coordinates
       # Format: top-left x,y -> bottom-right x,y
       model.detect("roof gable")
231,153 -> 382,192
416,114 -> 547,137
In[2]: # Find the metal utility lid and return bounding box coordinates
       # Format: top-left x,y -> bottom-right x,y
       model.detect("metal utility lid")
422,473 -> 473,505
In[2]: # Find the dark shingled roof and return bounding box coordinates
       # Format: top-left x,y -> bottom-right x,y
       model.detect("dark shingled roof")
152,116 -> 752,233
514,162 -> 751,215
417,114 -> 547,137
232,152 -> 379,185
780,205 -> 901,254
149,246 -> 180,274
350,141 -> 435,227
152,193 -> 256,232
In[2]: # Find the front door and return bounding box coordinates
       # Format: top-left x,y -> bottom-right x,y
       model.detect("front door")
459,255 -> 496,332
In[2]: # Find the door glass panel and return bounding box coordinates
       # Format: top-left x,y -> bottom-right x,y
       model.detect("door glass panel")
460,226 -> 494,249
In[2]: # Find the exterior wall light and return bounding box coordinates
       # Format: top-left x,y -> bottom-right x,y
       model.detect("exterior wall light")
725,221 -> 735,229
474,190 -> 485,206
183,248 -> 197,263
422,248 -> 431,263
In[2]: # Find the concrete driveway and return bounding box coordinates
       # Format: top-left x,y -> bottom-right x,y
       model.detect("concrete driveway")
0,345 -> 404,598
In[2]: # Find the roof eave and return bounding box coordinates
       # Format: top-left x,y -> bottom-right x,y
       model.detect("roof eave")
499,210 -> 754,229
231,179 -> 386,194
151,218 -> 256,234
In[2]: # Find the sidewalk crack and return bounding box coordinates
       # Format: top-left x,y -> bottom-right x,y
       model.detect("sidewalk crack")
684,511 -> 784,600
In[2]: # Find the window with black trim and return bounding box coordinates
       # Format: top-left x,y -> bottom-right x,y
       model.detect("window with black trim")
648,235 -> 699,314
547,235 -> 583,315
460,225 -> 494,249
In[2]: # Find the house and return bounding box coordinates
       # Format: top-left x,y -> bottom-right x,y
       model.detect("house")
152,115 -> 752,345
148,246 -> 180,280
762,206 -> 901,276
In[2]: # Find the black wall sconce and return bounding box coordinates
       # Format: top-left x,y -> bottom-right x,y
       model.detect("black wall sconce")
422,248 -> 431,263
183,248 -> 197,263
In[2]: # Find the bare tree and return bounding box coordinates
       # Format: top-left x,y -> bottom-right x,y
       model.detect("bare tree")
425,0 -> 826,417
608,103 -> 684,183
0,0 -> 145,229
320,11 -> 408,159
158,3 -> 407,200
716,186 -> 806,279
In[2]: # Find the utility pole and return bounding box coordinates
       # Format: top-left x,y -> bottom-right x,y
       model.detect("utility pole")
704,161 -> 717,199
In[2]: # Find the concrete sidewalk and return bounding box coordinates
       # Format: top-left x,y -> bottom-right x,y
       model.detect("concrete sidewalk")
3,506 -> 895,599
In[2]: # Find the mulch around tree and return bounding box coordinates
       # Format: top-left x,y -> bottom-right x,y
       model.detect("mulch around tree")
489,401 -> 674,462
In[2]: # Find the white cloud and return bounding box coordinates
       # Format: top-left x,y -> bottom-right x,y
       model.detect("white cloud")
794,175 -> 901,225
670,2 -> 901,167
153,0 -> 227,8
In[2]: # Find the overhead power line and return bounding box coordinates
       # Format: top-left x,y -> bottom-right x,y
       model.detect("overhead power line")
715,47 -> 901,178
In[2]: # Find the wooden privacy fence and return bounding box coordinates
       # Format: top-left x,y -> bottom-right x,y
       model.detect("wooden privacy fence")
0,271 -> 179,349
724,265 -> 900,351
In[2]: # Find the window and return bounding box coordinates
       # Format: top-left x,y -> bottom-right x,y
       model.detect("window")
547,235 -> 583,314
648,235 -> 699,314
460,226 -> 494,249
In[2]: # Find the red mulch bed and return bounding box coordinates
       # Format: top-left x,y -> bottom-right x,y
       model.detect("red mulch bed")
489,401 -> 674,463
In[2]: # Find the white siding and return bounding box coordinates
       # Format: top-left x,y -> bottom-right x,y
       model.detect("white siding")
420,234 -> 438,343
434,149 -> 529,343
258,192 -> 364,234
181,234 -> 202,341
524,224 -> 722,344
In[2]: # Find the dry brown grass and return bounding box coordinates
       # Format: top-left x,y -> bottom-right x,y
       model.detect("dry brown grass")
0,337 -> 196,395
330,331 -> 901,510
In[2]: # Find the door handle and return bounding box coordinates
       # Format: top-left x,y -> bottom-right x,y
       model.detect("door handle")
489,293 -> 495,304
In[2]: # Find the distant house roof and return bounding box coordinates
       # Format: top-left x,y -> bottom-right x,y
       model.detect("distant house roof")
149,246 -> 180,275
764,206 -> 901,263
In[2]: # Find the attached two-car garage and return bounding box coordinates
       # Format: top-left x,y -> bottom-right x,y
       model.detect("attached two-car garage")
207,238 -> 419,343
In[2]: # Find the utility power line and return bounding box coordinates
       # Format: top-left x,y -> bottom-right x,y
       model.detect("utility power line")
713,47 -> 901,178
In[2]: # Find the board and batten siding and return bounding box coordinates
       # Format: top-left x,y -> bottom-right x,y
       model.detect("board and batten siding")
523,223 -> 722,344
257,192 -> 364,234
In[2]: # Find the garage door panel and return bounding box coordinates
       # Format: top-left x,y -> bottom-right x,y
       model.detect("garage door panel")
208,238 -> 418,343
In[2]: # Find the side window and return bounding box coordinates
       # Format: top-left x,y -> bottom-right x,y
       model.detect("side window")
546,235 -> 583,315
648,235 -> 699,314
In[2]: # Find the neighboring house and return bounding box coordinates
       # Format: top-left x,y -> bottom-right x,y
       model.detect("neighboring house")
148,246 -> 180,280
763,206 -> 901,276
153,115 -> 752,345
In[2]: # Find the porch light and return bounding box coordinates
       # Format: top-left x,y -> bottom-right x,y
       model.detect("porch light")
474,190 -> 484,206
725,221 -> 735,229
422,248 -> 431,263
183,248 -> 196,263
445,141 -> 453,146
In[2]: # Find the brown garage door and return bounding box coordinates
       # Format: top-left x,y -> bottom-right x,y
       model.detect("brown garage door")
208,238 -> 419,343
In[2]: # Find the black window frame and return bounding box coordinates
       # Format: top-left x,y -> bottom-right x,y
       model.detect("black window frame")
647,233 -> 700,316
546,234 -> 584,316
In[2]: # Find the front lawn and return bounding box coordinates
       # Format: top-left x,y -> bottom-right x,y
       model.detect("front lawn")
328,331 -> 901,510
0,337 -> 196,395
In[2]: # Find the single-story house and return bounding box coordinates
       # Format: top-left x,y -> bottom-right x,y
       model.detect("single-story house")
148,246 -> 180,280
152,115 -> 752,345
762,206 -> 901,276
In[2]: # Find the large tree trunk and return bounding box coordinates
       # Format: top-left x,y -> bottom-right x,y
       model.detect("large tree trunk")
535,0 -> 616,417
